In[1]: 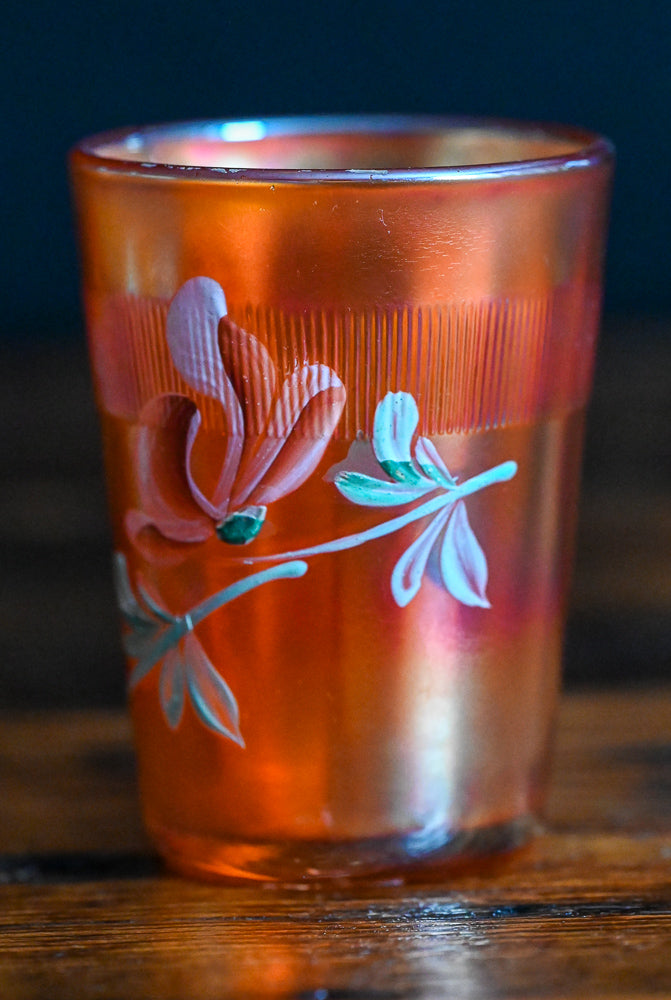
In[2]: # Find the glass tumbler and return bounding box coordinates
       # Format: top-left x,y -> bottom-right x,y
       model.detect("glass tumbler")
70,116 -> 613,882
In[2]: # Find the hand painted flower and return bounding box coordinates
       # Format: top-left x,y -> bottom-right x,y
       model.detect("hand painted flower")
113,551 -> 307,744
126,277 -> 346,560
331,392 -> 516,608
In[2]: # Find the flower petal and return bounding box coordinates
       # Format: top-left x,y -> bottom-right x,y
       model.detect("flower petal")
440,500 -> 490,608
159,646 -> 186,729
415,437 -> 458,488
166,278 -> 242,430
218,315 -> 277,436
184,406 -> 242,521
125,512 -> 210,567
334,472 -> 434,507
324,435 -> 385,482
130,396 -> 215,544
184,633 -> 245,747
390,507 -> 451,607
233,364 -> 346,506
372,392 -> 423,485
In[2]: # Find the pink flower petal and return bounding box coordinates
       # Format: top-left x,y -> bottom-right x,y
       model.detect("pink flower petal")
130,395 -> 215,544
218,315 -> 277,436
166,277 -> 244,438
125,510 -> 211,567
184,407 -> 242,521
233,365 -> 346,506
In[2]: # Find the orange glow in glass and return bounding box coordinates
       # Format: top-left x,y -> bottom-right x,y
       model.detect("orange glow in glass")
71,116 -> 613,881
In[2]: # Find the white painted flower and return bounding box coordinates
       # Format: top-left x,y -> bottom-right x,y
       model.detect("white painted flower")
332,392 -> 513,608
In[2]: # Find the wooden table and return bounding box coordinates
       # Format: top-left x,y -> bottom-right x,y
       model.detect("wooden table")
2,687 -> 671,998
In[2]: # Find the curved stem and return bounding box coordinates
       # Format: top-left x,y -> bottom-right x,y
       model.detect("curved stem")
128,560 -> 308,690
189,560 -> 308,627
239,460 -> 518,564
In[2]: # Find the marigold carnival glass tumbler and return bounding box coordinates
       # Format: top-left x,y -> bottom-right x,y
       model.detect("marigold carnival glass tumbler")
70,116 -> 613,882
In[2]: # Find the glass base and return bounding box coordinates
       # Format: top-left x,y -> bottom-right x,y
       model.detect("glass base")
150,816 -> 537,884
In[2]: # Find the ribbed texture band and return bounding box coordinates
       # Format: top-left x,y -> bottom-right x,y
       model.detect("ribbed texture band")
87,290 -> 597,436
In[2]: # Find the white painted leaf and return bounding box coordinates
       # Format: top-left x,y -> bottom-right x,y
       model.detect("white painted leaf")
390,508 -> 451,607
159,646 -> 186,729
113,551 -> 155,628
440,501 -> 490,608
334,472 -> 433,507
122,623 -> 160,662
184,633 -> 245,747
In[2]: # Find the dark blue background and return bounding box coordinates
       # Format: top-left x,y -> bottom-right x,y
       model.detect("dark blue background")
3,0 -> 669,339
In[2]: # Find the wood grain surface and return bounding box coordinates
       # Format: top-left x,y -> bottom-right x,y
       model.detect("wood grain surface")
2,688 -> 671,999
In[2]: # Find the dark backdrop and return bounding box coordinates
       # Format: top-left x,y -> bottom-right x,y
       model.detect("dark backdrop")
2,0 -> 670,341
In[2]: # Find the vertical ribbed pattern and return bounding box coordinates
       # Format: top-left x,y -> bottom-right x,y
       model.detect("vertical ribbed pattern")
93,290 -> 588,436
236,296 -> 554,437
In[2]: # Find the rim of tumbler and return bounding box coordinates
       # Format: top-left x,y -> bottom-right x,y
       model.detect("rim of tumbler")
71,114 -> 614,184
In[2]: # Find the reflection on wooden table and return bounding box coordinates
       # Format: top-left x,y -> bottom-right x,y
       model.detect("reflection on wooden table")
1,689 -> 671,998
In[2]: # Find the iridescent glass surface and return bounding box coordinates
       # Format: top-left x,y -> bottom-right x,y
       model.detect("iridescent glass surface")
71,116 -> 613,881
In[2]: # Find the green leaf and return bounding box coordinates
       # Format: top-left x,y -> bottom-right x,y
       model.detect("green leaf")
334,471 -> 433,506
216,506 -> 267,545
379,459 -> 423,485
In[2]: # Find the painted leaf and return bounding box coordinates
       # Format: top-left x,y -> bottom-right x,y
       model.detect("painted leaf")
379,460 -> 424,484
334,472 -> 434,507
440,501 -> 490,608
113,552 -> 156,629
415,437 -> 457,488
122,621 -> 161,662
126,616 -> 190,691
216,505 -> 267,544
373,392 -> 422,484
135,578 -> 174,624
390,507 -> 451,607
159,646 -> 186,729
184,633 -> 245,747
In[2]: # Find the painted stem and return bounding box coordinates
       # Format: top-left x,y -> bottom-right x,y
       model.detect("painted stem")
128,560 -> 308,689
189,559 -> 308,627
240,460 -> 518,564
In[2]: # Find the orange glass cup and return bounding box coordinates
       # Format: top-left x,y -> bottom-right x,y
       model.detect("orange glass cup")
70,116 -> 613,882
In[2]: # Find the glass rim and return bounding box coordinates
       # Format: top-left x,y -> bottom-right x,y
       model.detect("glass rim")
70,113 -> 614,184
